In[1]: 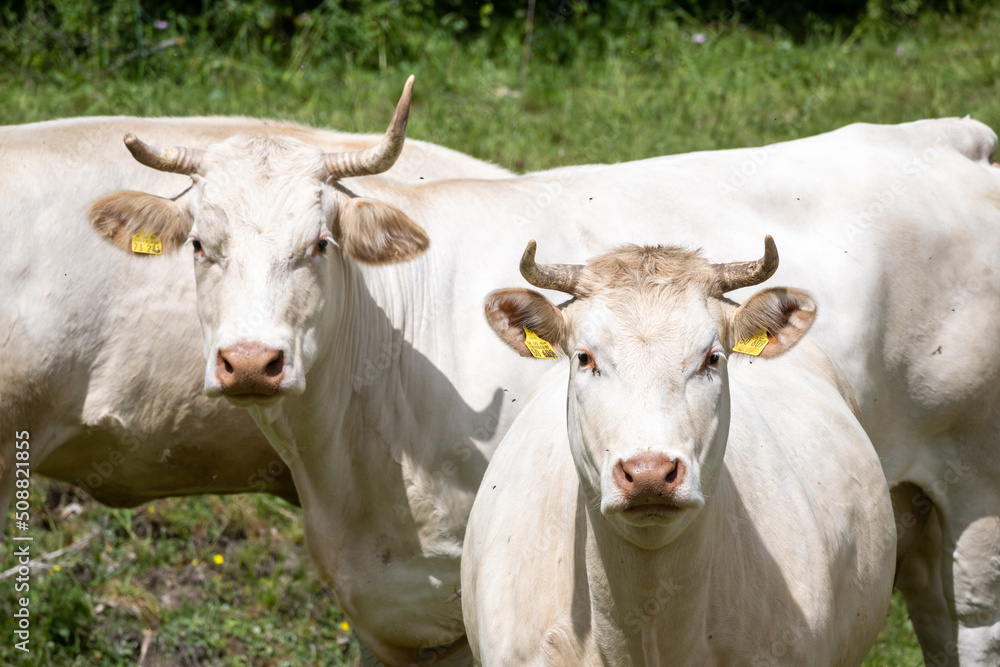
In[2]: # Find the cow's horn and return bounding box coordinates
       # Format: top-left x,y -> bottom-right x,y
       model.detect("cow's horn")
520,240 -> 583,295
713,235 -> 779,294
124,133 -> 204,175
324,75 -> 414,180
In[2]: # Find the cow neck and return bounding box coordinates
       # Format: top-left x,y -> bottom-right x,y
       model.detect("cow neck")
336,254 -> 428,458
278,248 -> 488,524
583,480 -> 726,665
248,254 -> 474,659
277,252 -> 409,459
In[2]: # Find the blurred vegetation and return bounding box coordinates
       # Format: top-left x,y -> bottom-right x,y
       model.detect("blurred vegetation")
2,1 -> 998,664
1,0 -> 998,171
0,0 -> 985,78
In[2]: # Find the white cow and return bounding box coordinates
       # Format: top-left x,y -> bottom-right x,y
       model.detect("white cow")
0,112 -> 510,525
462,239 -> 896,665
87,75 -> 1000,665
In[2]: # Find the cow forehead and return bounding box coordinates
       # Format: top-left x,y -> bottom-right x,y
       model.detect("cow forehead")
574,287 -> 723,367
193,136 -> 331,244
200,134 -> 327,181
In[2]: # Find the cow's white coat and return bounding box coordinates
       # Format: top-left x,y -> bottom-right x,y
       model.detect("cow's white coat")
74,114 -> 1000,665
462,252 -> 895,665
0,115 -> 509,511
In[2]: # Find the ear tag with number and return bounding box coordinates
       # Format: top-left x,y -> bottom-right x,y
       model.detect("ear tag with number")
131,233 -> 163,255
733,329 -> 769,356
523,327 -> 558,359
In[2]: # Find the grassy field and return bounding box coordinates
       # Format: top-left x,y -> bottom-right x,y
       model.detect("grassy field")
4,2 -> 1000,664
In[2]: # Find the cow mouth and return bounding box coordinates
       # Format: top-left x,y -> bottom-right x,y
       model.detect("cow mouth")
621,503 -> 687,520
610,494 -> 704,524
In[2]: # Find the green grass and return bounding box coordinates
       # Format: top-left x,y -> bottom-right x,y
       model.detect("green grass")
866,590 -> 925,666
3,482 -> 357,666
3,6 -> 1000,169
5,4 -> 999,664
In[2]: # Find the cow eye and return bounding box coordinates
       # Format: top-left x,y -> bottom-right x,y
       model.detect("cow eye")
313,233 -> 336,257
703,346 -> 725,372
576,348 -> 599,375
188,235 -> 206,259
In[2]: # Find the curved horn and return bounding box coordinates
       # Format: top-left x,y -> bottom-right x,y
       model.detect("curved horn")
324,75 -> 414,179
713,235 -> 779,294
520,240 -> 583,295
124,133 -> 204,175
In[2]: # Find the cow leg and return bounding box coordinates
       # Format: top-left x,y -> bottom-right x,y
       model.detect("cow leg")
951,509 -> 1000,665
897,479 -> 1000,666
358,638 -> 382,667
895,505 -> 956,666
943,436 -> 1000,667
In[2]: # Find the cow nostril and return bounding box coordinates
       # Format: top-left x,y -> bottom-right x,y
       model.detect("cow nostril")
265,351 -> 284,378
623,471 -> 633,483
223,358 -> 233,374
665,467 -> 678,484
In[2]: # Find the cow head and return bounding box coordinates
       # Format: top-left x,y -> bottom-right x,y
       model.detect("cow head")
485,237 -> 816,549
89,77 -> 428,406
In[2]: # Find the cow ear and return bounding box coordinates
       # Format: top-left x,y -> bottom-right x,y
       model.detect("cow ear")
730,287 -> 816,359
335,196 -> 429,265
89,190 -> 192,254
484,288 -> 568,358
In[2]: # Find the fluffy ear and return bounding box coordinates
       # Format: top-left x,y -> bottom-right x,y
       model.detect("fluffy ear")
336,195 -> 429,264
484,288 -> 567,358
89,190 -> 192,254
730,287 -> 816,358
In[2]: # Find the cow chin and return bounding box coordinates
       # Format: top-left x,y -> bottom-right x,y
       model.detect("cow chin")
222,393 -> 286,409
599,496 -> 704,550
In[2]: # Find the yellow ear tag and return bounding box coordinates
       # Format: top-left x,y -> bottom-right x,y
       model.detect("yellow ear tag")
131,233 -> 162,255
733,329 -> 769,356
523,327 -> 558,359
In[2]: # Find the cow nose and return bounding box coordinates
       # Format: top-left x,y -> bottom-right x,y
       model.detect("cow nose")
613,454 -> 686,504
215,343 -> 285,396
